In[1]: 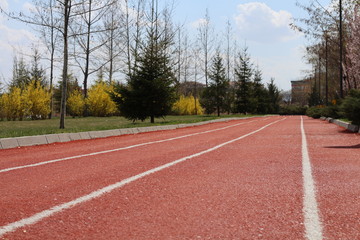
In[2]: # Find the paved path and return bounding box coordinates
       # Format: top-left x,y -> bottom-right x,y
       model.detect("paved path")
0,116 -> 359,239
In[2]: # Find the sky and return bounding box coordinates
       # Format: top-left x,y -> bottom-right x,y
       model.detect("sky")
0,0 -> 330,91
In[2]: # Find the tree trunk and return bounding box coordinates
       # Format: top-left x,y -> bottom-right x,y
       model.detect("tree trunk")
48,0 -> 55,119
60,0 -> 70,129
151,115 -> 155,123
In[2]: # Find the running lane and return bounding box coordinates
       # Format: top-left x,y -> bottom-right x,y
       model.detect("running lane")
0,116 -> 346,239
304,117 -> 360,239
0,117 -> 277,227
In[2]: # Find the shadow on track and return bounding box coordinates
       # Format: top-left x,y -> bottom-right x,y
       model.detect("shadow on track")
325,144 -> 360,149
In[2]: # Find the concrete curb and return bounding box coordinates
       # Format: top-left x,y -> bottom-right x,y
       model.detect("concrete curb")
0,117 -> 254,150
321,117 -> 360,133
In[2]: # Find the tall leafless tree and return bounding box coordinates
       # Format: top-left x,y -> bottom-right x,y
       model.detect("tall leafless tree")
99,1 -> 125,84
197,9 -> 215,87
72,0 -> 115,102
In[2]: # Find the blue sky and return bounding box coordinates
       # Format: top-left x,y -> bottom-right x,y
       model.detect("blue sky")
0,0 -> 330,91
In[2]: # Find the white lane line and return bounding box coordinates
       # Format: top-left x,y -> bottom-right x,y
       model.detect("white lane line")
301,116 -> 324,240
0,118 -> 270,174
0,118 -> 284,237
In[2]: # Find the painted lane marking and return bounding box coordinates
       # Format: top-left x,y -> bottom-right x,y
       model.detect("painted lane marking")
301,116 -> 324,240
0,118 -> 271,174
0,118 -> 284,237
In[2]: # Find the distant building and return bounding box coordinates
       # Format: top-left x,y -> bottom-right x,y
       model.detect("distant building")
291,79 -> 312,106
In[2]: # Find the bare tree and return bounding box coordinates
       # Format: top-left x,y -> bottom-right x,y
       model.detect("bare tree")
123,0 -> 146,78
32,0 -> 61,119
100,2 -> 125,84
181,31 -> 192,83
72,0 -> 115,102
225,20 -> 232,81
197,9 -> 215,87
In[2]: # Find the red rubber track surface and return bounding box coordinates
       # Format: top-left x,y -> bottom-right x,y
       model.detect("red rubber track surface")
0,116 -> 358,239
304,117 -> 360,239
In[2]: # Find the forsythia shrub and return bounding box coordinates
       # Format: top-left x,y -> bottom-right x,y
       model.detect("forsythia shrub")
172,95 -> 203,115
0,80 -> 50,120
23,80 -> 51,119
67,89 -> 85,117
1,87 -> 25,120
87,81 -> 117,117
0,94 -> 5,121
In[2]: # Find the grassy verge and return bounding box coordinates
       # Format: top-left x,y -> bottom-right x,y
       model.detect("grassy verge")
339,118 -> 351,123
0,114 -> 257,138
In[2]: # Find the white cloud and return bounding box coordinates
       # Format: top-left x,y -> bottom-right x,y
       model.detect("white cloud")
190,18 -> 208,29
234,2 -> 299,43
0,0 -> 8,11
0,15 -> 40,83
0,0 -> 9,23
22,1 -> 36,13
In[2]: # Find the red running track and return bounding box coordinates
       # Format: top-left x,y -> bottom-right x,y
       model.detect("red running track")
0,116 -> 359,239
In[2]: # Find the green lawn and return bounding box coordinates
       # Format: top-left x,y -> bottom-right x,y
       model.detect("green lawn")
0,114 -> 255,138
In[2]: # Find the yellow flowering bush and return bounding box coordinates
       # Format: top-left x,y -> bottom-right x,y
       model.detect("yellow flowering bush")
0,80 -> 50,120
67,89 -> 85,117
23,80 -> 51,119
172,95 -> 203,115
86,81 -> 117,117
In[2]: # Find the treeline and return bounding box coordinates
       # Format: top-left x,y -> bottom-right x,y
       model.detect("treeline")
201,50 -> 281,117
0,0 -> 281,125
292,0 -> 360,104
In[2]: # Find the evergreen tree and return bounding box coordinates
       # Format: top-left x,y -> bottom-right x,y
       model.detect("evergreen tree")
202,52 -> 229,116
30,48 -> 47,87
112,20 -> 176,123
11,56 -> 30,89
235,47 -> 253,114
252,67 -> 268,113
308,83 -> 322,107
267,78 -> 281,113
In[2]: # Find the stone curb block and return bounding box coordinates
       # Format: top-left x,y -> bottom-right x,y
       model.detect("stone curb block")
68,133 -> 82,141
118,129 -> 132,135
79,132 -> 91,140
326,118 -> 333,123
58,133 -> 71,142
45,134 -> 61,144
0,138 -> 20,149
103,129 -> 122,137
17,135 -> 48,147
129,128 -> 140,134
89,131 -> 106,139
348,124 -> 359,132
137,127 -> 155,133
333,119 -> 359,132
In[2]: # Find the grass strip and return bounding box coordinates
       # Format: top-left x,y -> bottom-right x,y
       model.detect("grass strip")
0,115 -> 257,138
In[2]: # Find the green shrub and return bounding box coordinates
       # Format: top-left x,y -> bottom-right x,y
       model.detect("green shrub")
306,106 -> 322,119
341,89 -> 360,125
279,105 -> 307,115
319,105 -> 341,119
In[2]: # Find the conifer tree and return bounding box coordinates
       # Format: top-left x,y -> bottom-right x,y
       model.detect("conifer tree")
235,47 -> 253,114
202,52 -> 229,116
252,66 -> 268,113
267,78 -> 281,113
112,0 -> 176,123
